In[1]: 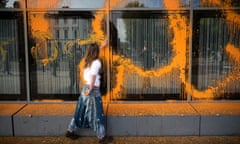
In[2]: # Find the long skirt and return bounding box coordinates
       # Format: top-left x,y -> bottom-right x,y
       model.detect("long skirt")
67,85 -> 105,139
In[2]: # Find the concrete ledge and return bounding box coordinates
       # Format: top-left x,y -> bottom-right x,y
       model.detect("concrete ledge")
0,104 -> 26,136
0,102 -> 240,136
107,103 -> 200,136
13,104 -> 75,136
191,102 -> 240,136
13,104 -> 108,136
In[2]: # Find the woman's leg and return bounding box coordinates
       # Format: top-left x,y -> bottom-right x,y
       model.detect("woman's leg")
94,96 -> 106,139
66,94 -> 84,138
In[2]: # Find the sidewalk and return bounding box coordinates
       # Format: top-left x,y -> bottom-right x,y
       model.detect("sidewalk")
0,136 -> 240,144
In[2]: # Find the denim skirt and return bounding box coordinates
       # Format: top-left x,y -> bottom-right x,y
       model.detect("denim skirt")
67,85 -> 105,138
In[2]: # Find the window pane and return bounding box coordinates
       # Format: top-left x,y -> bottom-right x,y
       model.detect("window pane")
192,11 -> 240,100
110,0 -> 190,9
3,0 -> 23,8
111,11 -> 188,100
193,0 -> 240,8
28,11 -> 99,100
0,11 -> 26,100
27,0 -> 106,8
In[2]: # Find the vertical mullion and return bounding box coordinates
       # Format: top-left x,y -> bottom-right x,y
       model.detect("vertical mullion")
23,0 -> 31,102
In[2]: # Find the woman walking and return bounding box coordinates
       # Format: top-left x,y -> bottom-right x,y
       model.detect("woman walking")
65,42 -> 107,144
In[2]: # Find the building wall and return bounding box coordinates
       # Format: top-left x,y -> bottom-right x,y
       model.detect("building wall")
0,0 -> 240,101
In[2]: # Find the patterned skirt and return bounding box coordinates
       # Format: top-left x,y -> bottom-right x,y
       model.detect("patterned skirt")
67,85 -> 105,138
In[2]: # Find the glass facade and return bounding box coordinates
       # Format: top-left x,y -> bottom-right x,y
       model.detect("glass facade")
0,0 -> 239,101
0,11 -> 26,100
111,10 -> 188,100
192,10 -> 240,100
28,11 -> 98,100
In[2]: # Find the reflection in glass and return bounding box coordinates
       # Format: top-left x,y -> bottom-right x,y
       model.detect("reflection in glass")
28,12 -> 95,100
27,0 -> 105,8
3,0 -> 22,8
193,0 -> 240,7
110,0 -> 190,8
192,11 -> 240,99
112,12 -> 187,100
0,16 -> 22,95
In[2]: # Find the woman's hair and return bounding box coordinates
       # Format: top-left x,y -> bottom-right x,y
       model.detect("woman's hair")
84,43 -> 100,68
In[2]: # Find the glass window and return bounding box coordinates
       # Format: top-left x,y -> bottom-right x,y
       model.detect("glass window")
0,11 -> 26,100
3,0 -> 23,8
70,0 -> 106,8
64,18 -> 67,25
28,11 -> 105,100
111,11 -> 189,100
55,19 -> 59,25
192,10 -> 240,100
193,0 -> 240,8
110,0 -> 190,9
72,18 -> 77,25
55,29 -> 59,39
27,0 -> 106,9
73,29 -> 77,38
64,29 -> 68,39
1,1 -> 239,102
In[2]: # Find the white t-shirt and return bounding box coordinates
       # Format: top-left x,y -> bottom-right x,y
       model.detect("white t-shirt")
83,59 -> 101,87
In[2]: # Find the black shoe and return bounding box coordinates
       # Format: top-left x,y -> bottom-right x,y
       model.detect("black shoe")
65,130 -> 79,140
98,136 -> 107,144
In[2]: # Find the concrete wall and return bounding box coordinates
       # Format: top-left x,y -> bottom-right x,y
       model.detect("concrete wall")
0,104 -> 26,136
0,102 -> 240,136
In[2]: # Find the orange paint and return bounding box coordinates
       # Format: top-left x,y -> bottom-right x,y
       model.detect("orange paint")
30,14 -> 50,60
213,44 -> 240,93
163,0 -> 179,9
107,0 -> 240,100
184,0 -> 240,99
90,0 -> 240,100
28,0 -> 60,65
226,44 -> 240,63
30,14 -> 51,40
185,83 -> 215,99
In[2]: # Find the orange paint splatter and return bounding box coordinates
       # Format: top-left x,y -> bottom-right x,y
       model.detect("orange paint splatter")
28,0 -> 60,66
184,0 -> 240,99
23,0 -> 240,100
105,0 -> 240,100
185,83 -> 215,99
226,44 -> 240,63
30,14 -> 49,32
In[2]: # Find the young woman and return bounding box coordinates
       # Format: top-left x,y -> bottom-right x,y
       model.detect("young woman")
65,42 -> 107,144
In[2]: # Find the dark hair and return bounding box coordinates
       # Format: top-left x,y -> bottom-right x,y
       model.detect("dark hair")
84,43 -> 99,68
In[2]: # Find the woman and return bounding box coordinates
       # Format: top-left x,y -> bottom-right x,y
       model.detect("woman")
65,42 -> 107,144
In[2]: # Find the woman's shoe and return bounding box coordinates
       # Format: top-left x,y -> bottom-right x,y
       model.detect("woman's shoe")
65,130 -> 79,140
98,136 -> 107,144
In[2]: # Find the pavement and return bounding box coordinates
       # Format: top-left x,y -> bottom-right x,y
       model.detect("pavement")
0,136 -> 240,144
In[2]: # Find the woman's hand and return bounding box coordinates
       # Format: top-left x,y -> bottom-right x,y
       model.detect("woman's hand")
100,40 -> 108,49
83,88 -> 91,96
83,75 -> 95,96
